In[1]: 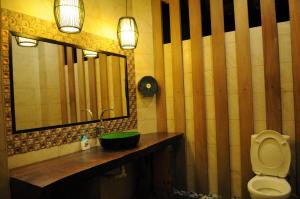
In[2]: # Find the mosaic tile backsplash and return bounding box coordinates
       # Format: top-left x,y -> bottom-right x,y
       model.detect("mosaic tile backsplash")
0,9 -> 137,156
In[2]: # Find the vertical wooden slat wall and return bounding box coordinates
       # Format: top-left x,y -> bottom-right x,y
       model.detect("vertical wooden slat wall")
77,49 -> 87,121
187,0 -> 208,194
233,0 -> 254,198
99,54 -> 110,118
152,0 -> 168,132
169,0 -> 187,189
66,47 -> 77,122
210,0 -> 231,198
260,0 -> 282,133
289,0 -> 300,195
169,0 -> 185,133
58,46 -> 68,123
88,58 -> 98,119
156,0 -> 298,197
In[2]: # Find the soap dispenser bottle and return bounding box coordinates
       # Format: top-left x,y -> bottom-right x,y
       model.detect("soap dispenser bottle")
80,134 -> 90,150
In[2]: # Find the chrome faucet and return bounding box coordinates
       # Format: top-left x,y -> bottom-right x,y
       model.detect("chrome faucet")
97,108 -> 114,135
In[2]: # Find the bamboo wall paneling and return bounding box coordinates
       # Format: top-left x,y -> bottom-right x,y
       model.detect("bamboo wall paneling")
88,58 -> 98,120
99,54 -> 110,118
111,56 -> 123,117
260,0 -> 282,132
76,49 -> 87,121
58,46 -> 68,123
210,0 -> 231,198
187,0 -> 208,193
152,0 -> 167,132
233,0 -> 254,198
289,0 -> 300,195
169,0 -> 186,189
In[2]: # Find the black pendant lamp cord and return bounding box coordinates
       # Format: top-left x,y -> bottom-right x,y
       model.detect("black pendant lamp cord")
126,0 -> 128,16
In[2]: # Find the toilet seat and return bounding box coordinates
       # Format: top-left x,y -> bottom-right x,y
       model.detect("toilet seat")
248,176 -> 291,198
250,130 -> 291,178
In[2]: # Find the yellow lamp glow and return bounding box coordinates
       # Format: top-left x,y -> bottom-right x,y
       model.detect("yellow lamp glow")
117,17 -> 139,50
15,36 -> 38,47
83,50 -> 98,58
54,0 -> 85,34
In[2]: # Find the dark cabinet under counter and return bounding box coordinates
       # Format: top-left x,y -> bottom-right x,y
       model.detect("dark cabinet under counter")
10,132 -> 184,199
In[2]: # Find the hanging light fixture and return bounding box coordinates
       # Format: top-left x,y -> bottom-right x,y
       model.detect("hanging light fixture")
15,36 -> 38,47
117,0 -> 139,50
83,50 -> 98,58
54,0 -> 85,34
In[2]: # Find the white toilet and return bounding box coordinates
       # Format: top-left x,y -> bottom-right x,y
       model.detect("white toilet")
248,130 -> 291,199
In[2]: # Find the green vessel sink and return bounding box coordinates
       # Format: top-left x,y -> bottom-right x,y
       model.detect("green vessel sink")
99,132 -> 140,150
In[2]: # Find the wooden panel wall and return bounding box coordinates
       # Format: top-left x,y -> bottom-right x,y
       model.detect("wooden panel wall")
169,0 -> 186,189
260,0 -> 282,133
188,0 -> 208,194
289,0 -> 300,195
156,0 -> 297,197
169,0 -> 185,133
66,47 -> 77,123
210,0 -> 231,198
233,0 -> 254,198
152,0 -> 168,132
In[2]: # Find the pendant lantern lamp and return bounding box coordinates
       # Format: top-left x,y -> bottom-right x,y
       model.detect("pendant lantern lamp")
54,0 -> 85,34
15,36 -> 38,47
117,0 -> 139,50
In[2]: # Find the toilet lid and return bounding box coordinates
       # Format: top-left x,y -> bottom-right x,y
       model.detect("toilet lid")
250,130 -> 291,178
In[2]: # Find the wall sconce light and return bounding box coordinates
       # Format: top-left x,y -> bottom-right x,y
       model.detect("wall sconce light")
117,0 -> 139,50
15,36 -> 38,47
54,0 -> 85,34
83,50 -> 98,58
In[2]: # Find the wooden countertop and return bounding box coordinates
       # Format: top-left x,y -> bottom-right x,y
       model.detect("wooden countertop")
10,132 -> 183,189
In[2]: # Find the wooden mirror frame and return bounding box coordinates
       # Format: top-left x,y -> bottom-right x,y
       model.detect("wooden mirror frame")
1,9 -> 137,155
9,31 -> 131,134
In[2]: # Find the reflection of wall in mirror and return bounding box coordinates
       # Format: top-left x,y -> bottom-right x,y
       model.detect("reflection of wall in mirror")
12,38 -> 62,130
64,51 -> 128,122
13,37 -> 128,131
80,54 -> 127,120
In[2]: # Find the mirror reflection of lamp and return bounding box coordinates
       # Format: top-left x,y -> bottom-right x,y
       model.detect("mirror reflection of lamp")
83,50 -> 98,58
117,0 -> 139,50
15,36 -> 38,47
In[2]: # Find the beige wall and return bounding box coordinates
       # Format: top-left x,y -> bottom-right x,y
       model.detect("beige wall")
4,0 -> 156,163
2,0 -> 127,41
2,0 -> 157,132
164,21 -> 294,197
2,0 -> 156,198
133,0 -> 157,134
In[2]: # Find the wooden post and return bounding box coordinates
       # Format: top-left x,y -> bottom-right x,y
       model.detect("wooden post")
188,0 -> 208,193
210,0 -> 231,197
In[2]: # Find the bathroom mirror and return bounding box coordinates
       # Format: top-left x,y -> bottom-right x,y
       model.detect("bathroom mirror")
10,33 -> 129,133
